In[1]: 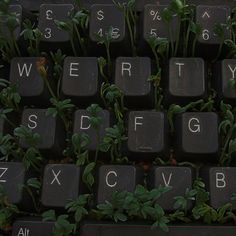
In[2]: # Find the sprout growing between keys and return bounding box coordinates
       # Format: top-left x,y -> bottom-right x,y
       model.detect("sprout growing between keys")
0,0 -> 21,62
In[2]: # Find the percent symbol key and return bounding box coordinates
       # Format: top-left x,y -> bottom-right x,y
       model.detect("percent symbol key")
143,5 -> 178,41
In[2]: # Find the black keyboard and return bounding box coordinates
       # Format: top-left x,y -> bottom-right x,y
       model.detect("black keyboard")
0,0 -> 236,235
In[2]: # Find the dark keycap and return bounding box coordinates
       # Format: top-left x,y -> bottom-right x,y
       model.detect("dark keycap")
0,5 -> 22,40
12,220 -> 54,236
0,162 -> 25,204
88,4 -> 128,56
89,4 -> 125,43
201,167 -> 236,209
80,223 -> 236,236
196,5 -> 231,58
148,166 -> 194,211
10,57 -> 51,105
175,112 -> 219,160
215,59 -> 236,105
61,57 -> 99,106
41,164 -> 81,207
115,57 -> 153,107
143,5 -> 177,42
38,4 -> 74,50
127,111 -> 168,158
96,165 -> 143,204
20,109 -> 65,155
196,5 -> 231,45
73,109 -> 110,151
166,58 -> 206,104
11,0 -> 74,12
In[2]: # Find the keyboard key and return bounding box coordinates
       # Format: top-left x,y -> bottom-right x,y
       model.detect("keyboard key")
11,0 -> 74,12
215,59 -> 236,105
166,58 -> 206,104
96,165 -> 143,204
89,4 -> 128,56
41,164 -> 81,207
115,57 -> 152,107
80,223 -> 236,235
196,5 -> 231,45
0,162 -> 25,204
61,57 -> 99,106
127,111 -> 168,158
10,57 -> 51,105
12,220 -> 54,236
38,4 -> 74,50
89,4 -> 125,43
143,5 -> 177,42
148,166 -> 194,211
201,167 -> 236,209
20,109 -> 65,155
73,109 -> 110,151
175,112 -> 219,160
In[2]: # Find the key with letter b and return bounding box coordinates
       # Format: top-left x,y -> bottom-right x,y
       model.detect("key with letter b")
201,167 -> 236,210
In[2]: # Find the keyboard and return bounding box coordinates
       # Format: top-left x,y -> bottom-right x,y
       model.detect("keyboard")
0,0 -> 236,235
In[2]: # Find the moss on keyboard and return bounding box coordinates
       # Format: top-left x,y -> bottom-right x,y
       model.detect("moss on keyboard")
0,0 -> 236,235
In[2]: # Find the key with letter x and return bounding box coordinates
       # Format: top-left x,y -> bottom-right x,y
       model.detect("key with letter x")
41,164 -> 81,208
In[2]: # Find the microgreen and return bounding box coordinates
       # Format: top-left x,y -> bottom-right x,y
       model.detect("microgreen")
219,102 -> 236,165
99,122 -> 128,164
43,210 -> 76,236
21,19 -> 42,56
0,185 -> 19,233
71,133 -> 90,166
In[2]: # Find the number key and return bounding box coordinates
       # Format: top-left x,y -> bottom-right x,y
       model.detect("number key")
196,5 -> 231,44
38,4 -> 73,47
143,5 -> 177,42
89,4 -> 125,42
